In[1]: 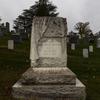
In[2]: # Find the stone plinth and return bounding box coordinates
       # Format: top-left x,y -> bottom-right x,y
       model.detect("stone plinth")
20,67 -> 76,85
12,67 -> 86,100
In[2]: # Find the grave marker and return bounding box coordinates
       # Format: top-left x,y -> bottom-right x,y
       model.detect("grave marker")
71,43 -> 75,50
89,45 -> 93,52
8,40 -> 14,50
13,17 -> 86,100
83,49 -> 89,58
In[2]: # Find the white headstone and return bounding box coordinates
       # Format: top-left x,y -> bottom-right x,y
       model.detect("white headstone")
97,38 -> 100,48
71,43 -> 75,50
8,40 -> 14,50
89,45 -> 93,52
83,49 -> 89,58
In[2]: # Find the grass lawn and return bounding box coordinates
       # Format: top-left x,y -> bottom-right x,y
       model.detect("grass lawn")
0,37 -> 99,100
0,37 -> 30,100
67,42 -> 100,100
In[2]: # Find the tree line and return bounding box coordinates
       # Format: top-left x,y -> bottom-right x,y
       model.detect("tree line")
12,0 -> 100,41
0,18 -> 10,36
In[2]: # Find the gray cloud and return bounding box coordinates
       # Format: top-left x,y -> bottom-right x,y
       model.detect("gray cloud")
0,0 -> 100,33
53,0 -> 87,32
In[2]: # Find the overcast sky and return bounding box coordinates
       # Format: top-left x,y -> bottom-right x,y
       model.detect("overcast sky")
0,0 -> 100,33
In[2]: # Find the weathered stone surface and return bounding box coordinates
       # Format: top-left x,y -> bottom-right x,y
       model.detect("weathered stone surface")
12,67 -> 86,100
12,79 -> 86,100
30,17 -> 67,67
20,67 -> 76,85
37,38 -> 67,67
12,17 -> 86,100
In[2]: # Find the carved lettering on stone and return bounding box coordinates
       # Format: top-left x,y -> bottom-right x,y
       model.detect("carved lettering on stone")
38,39 -> 61,58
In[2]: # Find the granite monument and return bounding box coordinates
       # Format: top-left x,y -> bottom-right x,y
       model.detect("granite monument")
12,17 -> 86,100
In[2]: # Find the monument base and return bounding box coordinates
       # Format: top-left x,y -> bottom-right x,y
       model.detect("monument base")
12,67 -> 86,100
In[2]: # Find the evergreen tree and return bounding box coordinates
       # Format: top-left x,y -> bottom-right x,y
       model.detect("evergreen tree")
13,0 -> 59,38
35,0 -> 58,16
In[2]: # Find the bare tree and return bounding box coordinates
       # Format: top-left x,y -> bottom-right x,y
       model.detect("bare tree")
74,22 -> 92,38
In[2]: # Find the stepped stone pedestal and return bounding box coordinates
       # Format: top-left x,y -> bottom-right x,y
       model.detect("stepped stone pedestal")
12,17 -> 86,100
13,67 -> 86,100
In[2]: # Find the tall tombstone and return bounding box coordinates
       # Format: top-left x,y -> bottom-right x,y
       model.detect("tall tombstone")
12,17 -> 86,100
30,17 -> 67,67
8,40 -> 14,50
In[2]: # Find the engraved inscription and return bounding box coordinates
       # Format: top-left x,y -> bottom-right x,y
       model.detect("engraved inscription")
39,39 -> 62,58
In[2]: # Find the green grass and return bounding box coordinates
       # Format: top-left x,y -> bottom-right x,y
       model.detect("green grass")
0,37 -> 100,100
0,36 -> 10,46
0,36 -> 30,100
67,42 -> 100,100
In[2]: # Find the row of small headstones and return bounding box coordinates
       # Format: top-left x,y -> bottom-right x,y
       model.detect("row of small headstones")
69,37 -> 100,58
71,41 -> 100,58
71,43 -> 93,58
